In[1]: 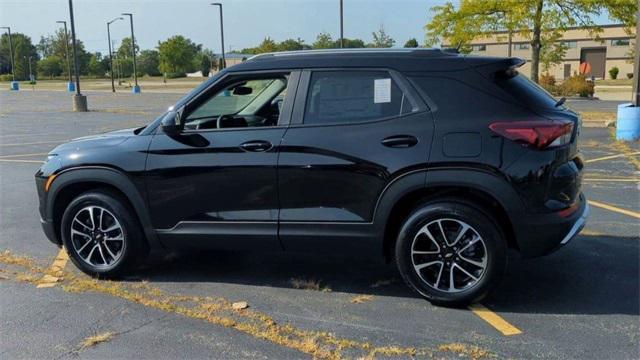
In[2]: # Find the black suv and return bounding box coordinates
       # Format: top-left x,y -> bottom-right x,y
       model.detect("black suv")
36,49 -> 588,305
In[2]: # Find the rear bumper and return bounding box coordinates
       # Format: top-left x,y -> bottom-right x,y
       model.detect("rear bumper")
513,193 -> 589,258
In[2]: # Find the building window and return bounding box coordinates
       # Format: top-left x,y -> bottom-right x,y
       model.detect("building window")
472,44 -> 486,52
610,38 -> 630,47
514,43 -> 530,50
563,41 -> 577,49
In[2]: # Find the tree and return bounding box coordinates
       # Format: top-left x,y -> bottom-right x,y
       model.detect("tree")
87,53 -> 106,76
278,38 -> 309,51
370,25 -> 395,48
117,37 -> 139,59
36,29 -> 90,76
157,35 -> 201,74
404,38 -> 419,48
313,32 -> 336,49
199,49 -> 215,77
335,38 -> 366,48
0,33 -> 39,80
425,0 -> 638,83
255,37 -> 278,53
138,49 -> 161,76
37,55 -> 63,78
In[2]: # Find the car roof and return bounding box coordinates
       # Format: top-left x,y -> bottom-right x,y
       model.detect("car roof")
227,48 -> 477,72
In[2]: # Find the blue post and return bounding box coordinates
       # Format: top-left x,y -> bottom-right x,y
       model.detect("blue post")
10,81 -> 19,91
132,85 -> 141,94
616,103 -> 640,141
67,82 -> 75,92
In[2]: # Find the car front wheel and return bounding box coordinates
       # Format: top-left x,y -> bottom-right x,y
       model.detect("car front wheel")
61,189 -> 146,278
395,198 -> 507,306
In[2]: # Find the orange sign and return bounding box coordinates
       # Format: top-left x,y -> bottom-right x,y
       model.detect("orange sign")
579,62 -> 592,75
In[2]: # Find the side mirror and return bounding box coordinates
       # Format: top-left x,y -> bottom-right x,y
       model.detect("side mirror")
160,110 -> 181,136
232,86 -> 253,96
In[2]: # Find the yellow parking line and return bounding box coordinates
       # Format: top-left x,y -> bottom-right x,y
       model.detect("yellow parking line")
36,248 -> 69,288
469,304 -> 522,336
0,159 -> 44,164
583,178 -> 640,182
0,152 -> 48,158
588,200 -> 640,219
585,151 -> 640,164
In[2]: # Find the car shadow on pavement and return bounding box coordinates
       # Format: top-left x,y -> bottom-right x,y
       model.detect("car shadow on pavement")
131,234 -> 639,315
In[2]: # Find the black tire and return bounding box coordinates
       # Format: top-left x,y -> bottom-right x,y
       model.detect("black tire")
60,189 -> 147,278
395,198 -> 507,306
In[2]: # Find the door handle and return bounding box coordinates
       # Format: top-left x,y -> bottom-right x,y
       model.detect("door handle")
381,135 -> 418,148
240,140 -> 273,152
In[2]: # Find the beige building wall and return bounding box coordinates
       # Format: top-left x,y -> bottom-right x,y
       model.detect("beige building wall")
458,24 -> 635,80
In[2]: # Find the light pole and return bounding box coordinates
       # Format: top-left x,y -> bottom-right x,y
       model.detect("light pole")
68,0 -> 87,111
56,21 -> 73,91
211,3 -> 226,69
27,56 -> 33,81
107,17 -> 122,93
121,13 -> 140,93
339,0 -> 344,48
1,26 -> 18,90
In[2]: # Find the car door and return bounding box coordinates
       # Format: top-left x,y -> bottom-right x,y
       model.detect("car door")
146,70 -> 299,251
277,69 -> 433,254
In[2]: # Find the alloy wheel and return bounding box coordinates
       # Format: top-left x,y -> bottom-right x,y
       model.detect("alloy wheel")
410,218 -> 487,293
70,205 -> 125,268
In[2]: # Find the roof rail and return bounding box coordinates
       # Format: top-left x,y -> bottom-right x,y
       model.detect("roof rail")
248,48 -> 451,60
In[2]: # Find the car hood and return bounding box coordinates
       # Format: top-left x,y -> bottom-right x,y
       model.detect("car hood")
50,128 -> 138,155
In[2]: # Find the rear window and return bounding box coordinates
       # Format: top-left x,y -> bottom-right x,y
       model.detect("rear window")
495,72 -> 559,109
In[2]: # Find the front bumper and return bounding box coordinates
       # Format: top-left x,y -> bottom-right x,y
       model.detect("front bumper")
40,218 -> 60,246
512,193 -> 589,258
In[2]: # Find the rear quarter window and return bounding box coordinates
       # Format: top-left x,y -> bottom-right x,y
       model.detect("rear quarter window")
495,73 -> 559,109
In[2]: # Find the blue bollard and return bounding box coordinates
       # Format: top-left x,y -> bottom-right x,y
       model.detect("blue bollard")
67,82 -> 75,92
10,81 -> 19,91
132,85 -> 141,94
616,103 -> 640,141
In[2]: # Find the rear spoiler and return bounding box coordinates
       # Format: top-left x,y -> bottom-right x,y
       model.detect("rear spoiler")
466,57 -> 526,79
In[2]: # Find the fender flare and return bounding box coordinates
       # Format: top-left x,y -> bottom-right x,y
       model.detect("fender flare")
372,166 -> 524,250
47,166 -> 163,252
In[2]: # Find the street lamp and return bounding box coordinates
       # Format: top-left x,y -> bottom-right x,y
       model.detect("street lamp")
27,56 -> 33,82
210,3 -> 226,69
68,0 -> 87,111
339,0 -> 344,48
121,13 -> 140,93
107,17 -> 123,93
0,26 -> 18,90
56,20 -> 74,92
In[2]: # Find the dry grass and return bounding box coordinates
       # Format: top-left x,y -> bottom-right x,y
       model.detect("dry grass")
290,277 -> 332,292
580,111 -> 617,123
80,332 -> 114,349
0,250 -> 493,360
350,295 -> 374,304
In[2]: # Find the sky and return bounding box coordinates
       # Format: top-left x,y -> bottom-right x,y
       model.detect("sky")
0,0 -> 617,55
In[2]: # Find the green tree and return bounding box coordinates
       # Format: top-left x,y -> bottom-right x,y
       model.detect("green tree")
36,29 -> 89,77
313,32 -> 336,49
157,35 -> 201,74
199,49 -> 215,77
335,38 -> 366,48
425,0 -> 638,83
404,38 -> 419,48
138,49 -> 161,76
37,55 -> 63,78
87,53 -> 106,76
117,37 -> 139,59
278,38 -> 308,51
370,25 -> 395,48
0,33 -> 39,80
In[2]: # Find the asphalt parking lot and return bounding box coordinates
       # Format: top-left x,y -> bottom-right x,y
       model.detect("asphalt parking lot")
1,90 -> 638,359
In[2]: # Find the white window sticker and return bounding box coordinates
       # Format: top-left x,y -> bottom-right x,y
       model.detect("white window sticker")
374,78 -> 391,103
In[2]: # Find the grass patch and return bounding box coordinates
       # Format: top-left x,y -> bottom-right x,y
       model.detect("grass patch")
350,295 -> 374,304
290,277 -> 332,292
580,111 -> 616,123
80,332 -> 114,349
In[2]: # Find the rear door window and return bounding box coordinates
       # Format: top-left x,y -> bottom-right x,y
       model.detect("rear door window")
303,71 -> 408,125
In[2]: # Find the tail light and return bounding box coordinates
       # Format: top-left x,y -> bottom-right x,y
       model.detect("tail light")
489,120 -> 574,150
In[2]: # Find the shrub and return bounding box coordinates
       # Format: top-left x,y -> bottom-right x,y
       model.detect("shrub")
0,74 -> 14,81
608,67 -> 619,79
539,73 -> 558,94
557,74 -> 594,98
627,73 -> 634,79
165,72 -> 186,79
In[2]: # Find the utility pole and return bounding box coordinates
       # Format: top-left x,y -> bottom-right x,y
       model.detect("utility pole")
107,17 -> 123,93
339,0 -> 344,48
27,56 -> 33,81
1,26 -> 18,90
211,3 -> 226,69
56,21 -> 73,91
121,13 -> 139,93
68,0 -> 87,111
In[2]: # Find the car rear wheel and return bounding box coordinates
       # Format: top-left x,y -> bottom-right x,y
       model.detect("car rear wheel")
61,189 -> 146,278
395,198 -> 506,306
